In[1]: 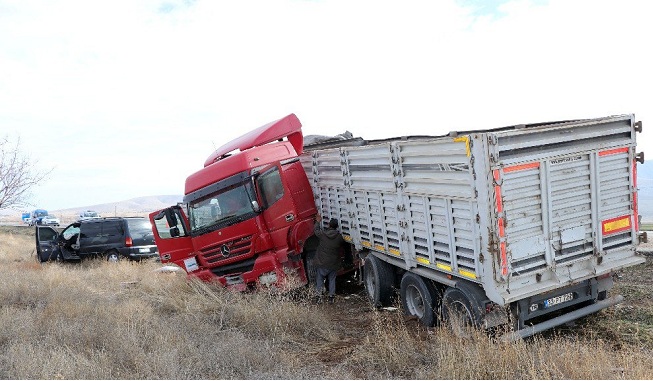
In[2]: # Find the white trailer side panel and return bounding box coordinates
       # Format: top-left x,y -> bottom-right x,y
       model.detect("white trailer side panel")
302,114 -> 644,307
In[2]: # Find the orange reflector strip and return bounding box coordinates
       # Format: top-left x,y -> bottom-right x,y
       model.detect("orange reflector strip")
503,162 -> 540,173
498,217 -> 505,237
416,257 -> 430,265
493,170 -> 503,213
459,269 -> 477,279
633,162 -> 639,231
436,263 -> 452,272
602,215 -> 632,235
599,147 -> 629,157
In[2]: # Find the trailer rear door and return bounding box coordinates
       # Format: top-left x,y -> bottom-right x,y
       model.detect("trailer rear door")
490,115 -> 642,283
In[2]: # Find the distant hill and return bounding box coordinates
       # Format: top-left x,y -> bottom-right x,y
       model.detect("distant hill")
0,195 -> 183,224
51,195 -> 183,217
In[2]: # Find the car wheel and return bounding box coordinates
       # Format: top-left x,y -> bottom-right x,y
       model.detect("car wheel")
106,250 -> 120,262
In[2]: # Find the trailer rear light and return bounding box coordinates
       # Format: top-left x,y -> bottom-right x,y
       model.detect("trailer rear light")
259,271 -> 278,286
125,237 -> 133,247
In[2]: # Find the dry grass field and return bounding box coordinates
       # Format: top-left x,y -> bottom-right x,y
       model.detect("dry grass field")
2,226 -> 653,379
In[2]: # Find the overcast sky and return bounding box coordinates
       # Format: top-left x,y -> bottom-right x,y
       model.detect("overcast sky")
1,0 -> 651,211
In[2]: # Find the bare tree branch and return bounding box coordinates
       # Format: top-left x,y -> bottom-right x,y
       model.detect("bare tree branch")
0,135 -> 52,210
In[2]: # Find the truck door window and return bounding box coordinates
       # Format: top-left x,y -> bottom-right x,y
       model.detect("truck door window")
153,208 -> 188,239
257,167 -> 284,208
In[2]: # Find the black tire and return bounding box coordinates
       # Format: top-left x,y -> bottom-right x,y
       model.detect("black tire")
441,285 -> 484,336
106,250 -> 120,262
304,249 -> 317,287
400,272 -> 439,326
364,254 -> 394,307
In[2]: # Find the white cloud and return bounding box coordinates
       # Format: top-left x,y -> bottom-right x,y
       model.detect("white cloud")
0,0 -> 651,209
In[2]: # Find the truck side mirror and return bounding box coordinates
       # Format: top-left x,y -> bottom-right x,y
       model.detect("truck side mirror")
165,208 -> 178,226
170,226 -> 180,238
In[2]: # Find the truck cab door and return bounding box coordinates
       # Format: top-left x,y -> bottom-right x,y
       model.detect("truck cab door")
256,165 -> 297,247
35,225 -> 60,262
150,205 -> 194,266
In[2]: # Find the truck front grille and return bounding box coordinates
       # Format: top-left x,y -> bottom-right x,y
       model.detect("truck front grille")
199,235 -> 253,264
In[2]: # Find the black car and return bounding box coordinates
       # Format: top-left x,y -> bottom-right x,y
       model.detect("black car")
36,217 -> 159,262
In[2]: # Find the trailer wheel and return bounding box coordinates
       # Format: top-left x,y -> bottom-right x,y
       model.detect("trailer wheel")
441,286 -> 483,336
364,255 -> 394,307
400,272 -> 438,326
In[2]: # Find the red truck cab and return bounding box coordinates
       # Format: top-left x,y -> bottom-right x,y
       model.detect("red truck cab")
150,114 -> 318,290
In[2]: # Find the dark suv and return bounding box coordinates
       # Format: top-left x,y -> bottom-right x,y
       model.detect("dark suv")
36,217 -> 159,262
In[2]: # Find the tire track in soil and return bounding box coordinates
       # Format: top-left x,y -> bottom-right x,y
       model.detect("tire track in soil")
310,277 -> 376,364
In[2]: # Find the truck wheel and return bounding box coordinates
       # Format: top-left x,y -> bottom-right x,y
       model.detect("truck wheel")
400,272 -> 438,326
364,255 -> 394,307
441,286 -> 483,336
106,250 -> 120,262
304,250 -> 317,287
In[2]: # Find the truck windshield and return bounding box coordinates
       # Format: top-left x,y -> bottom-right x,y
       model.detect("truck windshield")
188,182 -> 256,234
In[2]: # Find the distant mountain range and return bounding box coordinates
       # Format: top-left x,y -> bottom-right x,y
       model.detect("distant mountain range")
50,195 -> 183,217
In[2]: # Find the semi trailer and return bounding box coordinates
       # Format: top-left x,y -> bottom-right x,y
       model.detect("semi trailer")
301,113 -> 645,339
151,113 -> 645,338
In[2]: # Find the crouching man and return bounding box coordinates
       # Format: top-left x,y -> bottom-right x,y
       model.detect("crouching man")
313,214 -> 345,304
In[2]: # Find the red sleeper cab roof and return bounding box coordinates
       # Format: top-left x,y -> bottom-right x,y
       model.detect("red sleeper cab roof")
203,113 -> 303,167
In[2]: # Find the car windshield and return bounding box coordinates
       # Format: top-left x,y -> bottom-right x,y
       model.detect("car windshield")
188,182 -> 256,233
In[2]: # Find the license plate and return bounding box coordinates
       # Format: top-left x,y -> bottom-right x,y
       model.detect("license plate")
139,248 -> 151,253
543,292 -> 574,308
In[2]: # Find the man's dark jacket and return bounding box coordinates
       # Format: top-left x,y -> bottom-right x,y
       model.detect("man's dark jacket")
313,222 -> 344,271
